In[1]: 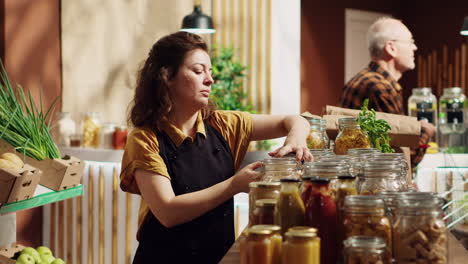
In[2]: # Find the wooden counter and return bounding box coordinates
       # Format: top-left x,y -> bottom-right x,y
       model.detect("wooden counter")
220,232 -> 467,264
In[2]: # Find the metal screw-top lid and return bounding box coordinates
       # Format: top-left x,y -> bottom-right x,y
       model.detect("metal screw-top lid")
285,231 -> 317,238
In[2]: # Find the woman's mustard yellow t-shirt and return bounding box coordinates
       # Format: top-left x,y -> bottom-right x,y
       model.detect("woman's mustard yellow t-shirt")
120,110 -> 253,229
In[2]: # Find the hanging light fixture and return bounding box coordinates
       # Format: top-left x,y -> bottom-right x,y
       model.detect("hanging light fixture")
180,0 -> 215,34
460,16 -> 468,36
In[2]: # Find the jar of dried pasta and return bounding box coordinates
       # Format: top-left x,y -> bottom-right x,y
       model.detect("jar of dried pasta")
343,195 -> 392,263
334,117 -> 370,155
344,236 -> 389,264
393,196 -> 447,264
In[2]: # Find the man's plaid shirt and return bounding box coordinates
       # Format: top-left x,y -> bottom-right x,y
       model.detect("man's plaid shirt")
338,61 -> 431,166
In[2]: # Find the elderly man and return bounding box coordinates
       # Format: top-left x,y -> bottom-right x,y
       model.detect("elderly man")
338,17 -> 435,166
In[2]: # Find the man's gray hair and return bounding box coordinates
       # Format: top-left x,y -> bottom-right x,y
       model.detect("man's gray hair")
367,17 -> 404,58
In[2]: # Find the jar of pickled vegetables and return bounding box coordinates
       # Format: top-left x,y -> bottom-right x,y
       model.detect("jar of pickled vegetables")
344,236 -> 389,264
336,175 -> 358,261
252,199 -> 277,225
393,196 -> 447,264
282,231 -> 320,264
82,112 -> 102,148
343,195 -> 392,262
277,178 -> 305,234
250,225 -> 282,264
248,182 -> 280,226
307,118 -> 329,149
334,117 -> 370,155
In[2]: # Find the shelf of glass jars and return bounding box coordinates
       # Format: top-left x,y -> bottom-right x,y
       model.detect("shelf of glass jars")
0,184 -> 83,215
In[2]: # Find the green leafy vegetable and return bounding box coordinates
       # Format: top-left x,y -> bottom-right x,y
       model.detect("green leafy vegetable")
0,60 -> 61,160
357,99 -> 394,153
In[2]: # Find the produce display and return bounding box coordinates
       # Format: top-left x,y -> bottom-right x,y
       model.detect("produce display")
0,61 -> 60,160
13,246 -> 65,264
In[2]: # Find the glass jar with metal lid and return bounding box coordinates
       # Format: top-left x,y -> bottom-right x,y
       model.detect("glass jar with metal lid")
250,225 -> 282,264
393,196 -> 447,264
282,231 -> 320,264
308,149 -> 334,160
343,195 -> 392,262
277,178 -> 305,234
358,163 -> 405,194
244,228 -> 274,264
334,117 -> 371,155
248,182 -> 281,226
363,159 -> 409,191
377,190 -> 401,224
439,87 -> 467,134
344,236 -> 390,264
252,199 -> 277,225
408,87 -> 438,125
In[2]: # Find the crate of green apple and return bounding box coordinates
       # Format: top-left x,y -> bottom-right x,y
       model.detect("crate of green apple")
0,243 -> 65,264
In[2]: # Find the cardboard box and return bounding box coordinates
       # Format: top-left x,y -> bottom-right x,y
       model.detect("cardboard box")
302,105 -> 422,148
0,243 -> 24,264
0,164 -> 41,205
0,139 -> 85,191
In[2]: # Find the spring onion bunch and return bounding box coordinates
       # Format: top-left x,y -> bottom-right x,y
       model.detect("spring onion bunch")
357,99 -> 394,153
0,60 -> 60,160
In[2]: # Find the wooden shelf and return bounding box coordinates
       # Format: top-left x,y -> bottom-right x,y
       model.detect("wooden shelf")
0,184 -> 83,215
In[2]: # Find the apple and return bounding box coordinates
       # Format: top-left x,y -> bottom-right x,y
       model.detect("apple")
40,254 -> 55,264
16,253 -> 35,264
51,258 -> 65,264
21,247 -> 41,263
36,246 -> 53,257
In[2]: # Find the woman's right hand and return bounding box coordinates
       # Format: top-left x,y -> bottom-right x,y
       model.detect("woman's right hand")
230,161 -> 263,193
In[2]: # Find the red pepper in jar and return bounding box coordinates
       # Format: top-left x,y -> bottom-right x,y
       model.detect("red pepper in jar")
113,126 -> 128,149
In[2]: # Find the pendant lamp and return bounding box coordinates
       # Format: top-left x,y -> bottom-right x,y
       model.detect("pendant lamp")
461,16 -> 468,36
180,0 -> 215,34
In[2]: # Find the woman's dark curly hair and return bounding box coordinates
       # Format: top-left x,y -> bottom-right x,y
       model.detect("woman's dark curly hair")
128,32 -> 215,130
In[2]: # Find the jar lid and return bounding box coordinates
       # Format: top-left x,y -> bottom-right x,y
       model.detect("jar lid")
249,181 -> 281,188
287,226 -> 318,233
338,175 -> 356,180
412,87 -> 432,96
344,236 -> 386,249
284,231 -> 317,238
443,87 -> 464,96
280,178 -> 301,183
251,225 -> 281,232
248,229 -> 273,235
255,199 -> 277,207
397,196 -> 445,210
344,195 -> 384,208
309,177 -> 331,184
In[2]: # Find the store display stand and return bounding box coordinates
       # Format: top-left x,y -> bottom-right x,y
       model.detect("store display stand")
0,184 -> 83,248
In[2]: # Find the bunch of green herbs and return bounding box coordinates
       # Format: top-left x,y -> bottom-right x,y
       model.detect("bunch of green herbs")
357,99 -> 394,153
0,61 -> 60,160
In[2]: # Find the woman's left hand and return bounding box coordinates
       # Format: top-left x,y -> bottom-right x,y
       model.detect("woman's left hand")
268,139 -> 313,162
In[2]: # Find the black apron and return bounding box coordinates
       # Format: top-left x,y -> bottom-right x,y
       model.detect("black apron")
133,122 -> 236,264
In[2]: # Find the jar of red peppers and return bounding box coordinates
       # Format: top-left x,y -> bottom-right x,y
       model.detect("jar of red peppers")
301,177 -> 338,264
113,125 -> 128,149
